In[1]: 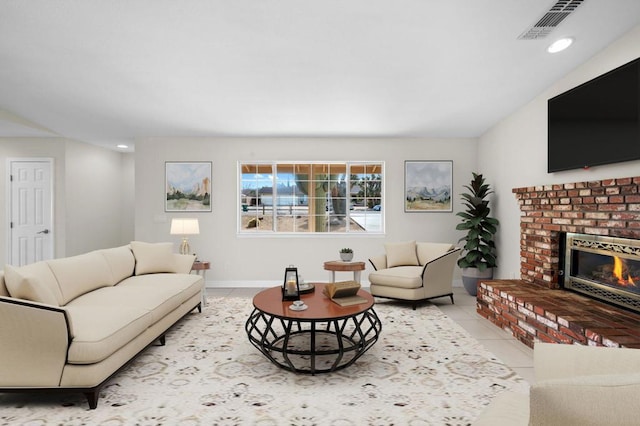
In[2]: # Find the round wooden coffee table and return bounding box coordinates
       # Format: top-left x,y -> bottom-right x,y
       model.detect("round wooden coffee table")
245,283 -> 381,374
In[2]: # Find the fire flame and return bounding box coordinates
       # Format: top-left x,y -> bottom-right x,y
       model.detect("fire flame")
612,256 -> 636,286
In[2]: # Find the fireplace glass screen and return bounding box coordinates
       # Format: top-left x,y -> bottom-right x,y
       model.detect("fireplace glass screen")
571,250 -> 640,297
563,232 -> 640,313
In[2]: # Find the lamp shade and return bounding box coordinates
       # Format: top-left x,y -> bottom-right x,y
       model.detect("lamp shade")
170,218 -> 200,235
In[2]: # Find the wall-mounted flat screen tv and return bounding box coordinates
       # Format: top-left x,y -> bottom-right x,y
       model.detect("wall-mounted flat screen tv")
548,57 -> 640,173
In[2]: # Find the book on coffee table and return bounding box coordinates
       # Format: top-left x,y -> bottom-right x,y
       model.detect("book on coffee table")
330,294 -> 368,306
323,281 -> 367,306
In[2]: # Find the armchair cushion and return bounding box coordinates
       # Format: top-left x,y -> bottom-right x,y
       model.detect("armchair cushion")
384,240 -> 419,267
368,266 -> 423,289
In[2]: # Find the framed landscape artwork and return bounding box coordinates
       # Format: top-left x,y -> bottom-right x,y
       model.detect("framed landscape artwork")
165,161 -> 212,212
404,160 -> 453,212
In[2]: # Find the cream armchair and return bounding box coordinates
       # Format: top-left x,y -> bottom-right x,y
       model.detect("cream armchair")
368,241 -> 460,309
475,342 -> 640,425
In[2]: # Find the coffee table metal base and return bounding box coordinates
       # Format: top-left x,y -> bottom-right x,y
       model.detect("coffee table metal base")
245,308 -> 381,374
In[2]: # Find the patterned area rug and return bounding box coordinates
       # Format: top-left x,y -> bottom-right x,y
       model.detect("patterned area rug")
0,297 -> 527,425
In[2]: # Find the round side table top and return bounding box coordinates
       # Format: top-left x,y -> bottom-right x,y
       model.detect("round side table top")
323,260 -> 366,272
191,261 -> 210,270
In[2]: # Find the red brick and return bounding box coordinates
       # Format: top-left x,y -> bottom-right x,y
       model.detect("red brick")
617,178 -> 633,185
547,328 -> 574,344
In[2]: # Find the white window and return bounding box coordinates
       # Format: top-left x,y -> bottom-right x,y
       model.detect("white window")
238,162 -> 384,234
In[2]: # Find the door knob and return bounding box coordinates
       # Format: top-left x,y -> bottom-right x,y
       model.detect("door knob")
37,229 -> 50,234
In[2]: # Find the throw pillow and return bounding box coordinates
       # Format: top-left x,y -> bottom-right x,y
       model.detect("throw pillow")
47,251 -> 113,305
4,263 -> 61,306
385,240 -> 419,268
100,245 -> 136,284
130,241 -> 175,275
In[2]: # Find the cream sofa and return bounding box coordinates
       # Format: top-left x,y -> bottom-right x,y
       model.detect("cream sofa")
368,241 -> 461,309
474,342 -> 640,425
0,241 -> 204,409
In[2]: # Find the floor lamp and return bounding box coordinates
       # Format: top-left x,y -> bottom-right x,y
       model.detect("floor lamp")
170,218 -> 200,255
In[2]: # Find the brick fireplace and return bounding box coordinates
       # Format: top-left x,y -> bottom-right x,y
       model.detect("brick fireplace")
477,176 -> 640,349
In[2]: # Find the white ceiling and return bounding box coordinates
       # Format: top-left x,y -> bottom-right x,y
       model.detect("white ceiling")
1,0 -> 640,152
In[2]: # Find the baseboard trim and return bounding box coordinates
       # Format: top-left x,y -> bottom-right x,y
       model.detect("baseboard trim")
205,279 -> 464,288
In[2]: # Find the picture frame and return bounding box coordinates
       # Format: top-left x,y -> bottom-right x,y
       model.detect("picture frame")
404,160 -> 453,212
165,161 -> 212,212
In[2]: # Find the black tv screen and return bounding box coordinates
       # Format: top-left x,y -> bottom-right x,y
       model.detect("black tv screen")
548,57 -> 640,173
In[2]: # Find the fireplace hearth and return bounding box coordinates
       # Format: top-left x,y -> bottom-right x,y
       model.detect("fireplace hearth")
562,232 -> 640,314
478,176 -> 640,349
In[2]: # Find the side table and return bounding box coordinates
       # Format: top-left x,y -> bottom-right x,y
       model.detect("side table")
191,260 -> 210,307
323,260 -> 366,284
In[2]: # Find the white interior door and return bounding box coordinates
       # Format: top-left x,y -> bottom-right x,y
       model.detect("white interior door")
9,159 -> 54,266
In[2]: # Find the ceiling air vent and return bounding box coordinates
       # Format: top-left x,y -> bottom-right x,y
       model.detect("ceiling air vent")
518,0 -> 585,40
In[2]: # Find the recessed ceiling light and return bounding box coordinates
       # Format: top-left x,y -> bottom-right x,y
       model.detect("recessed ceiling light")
116,144 -> 129,149
547,37 -> 574,53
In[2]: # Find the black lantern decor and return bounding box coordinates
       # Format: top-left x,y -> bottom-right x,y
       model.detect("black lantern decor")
282,265 -> 300,301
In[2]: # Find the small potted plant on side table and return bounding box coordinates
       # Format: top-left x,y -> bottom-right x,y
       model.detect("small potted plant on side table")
339,248 -> 354,262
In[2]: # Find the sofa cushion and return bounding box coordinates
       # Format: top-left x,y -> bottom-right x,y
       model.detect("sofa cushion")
368,266 -> 423,289
47,251 -> 113,305
385,241 -> 419,268
72,273 -> 203,322
100,245 -> 135,284
121,274 -> 202,320
64,303 -> 153,364
4,262 -> 63,306
64,272 -> 203,364
131,241 -> 176,275
416,243 -> 455,265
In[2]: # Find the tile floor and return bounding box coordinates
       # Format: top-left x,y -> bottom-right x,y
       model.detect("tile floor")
207,285 -> 535,384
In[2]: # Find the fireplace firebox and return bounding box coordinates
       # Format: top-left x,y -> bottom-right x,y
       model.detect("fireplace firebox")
562,232 -> 640,314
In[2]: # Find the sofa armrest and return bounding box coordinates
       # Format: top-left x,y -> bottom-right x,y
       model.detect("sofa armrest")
534,342 -> 640,382
421,248 -> 460,292
368,255 -> 387,271
173,254 -> 196,274
0,297 -> 70,387
530,372 -> 640,425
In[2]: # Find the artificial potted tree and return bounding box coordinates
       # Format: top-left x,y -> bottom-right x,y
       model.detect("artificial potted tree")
456,172 -> 499,296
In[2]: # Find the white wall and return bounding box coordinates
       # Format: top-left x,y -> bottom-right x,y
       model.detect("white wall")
64,140 -> 135,255
0,138 -> 135,264
120,153 -> 136,243
135,137 -> 477,286
479,25 -> 640,280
